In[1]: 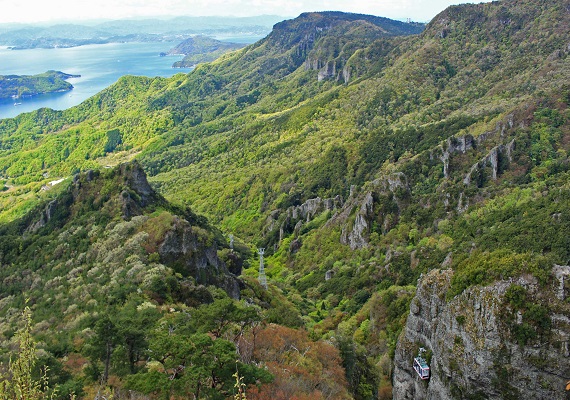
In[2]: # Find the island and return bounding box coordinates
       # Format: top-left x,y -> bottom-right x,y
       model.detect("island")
0,70 -> 80,100
162,36 -> 246,68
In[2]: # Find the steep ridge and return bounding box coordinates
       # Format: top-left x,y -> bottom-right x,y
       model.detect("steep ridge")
0,161 -> 242,308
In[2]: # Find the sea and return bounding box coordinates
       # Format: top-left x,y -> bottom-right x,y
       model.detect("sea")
0,36 -> 263,120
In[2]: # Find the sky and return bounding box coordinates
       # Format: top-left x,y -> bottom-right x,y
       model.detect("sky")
0,0 -> 493,24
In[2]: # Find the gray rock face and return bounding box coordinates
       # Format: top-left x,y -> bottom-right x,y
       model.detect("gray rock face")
433,113 -> 520,185
25,199 -> 58,233
334,172 -> 409,249
393,268 -> 570,400
553,265 -> 570,301
462,141 -> 514,186
342,65 -> 351,83
340,191 -> 374,249
265,195 -> 343,249
159,217 -> 240,299
119,162 -> 155,206
305,56 -> 352,83
290,196 -> 343,222
439,135 -> 474,179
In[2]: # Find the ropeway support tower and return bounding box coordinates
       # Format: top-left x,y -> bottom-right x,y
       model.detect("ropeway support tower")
258,248 -> 268,289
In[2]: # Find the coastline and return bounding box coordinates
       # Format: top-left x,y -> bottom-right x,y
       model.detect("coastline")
0,41 -> 186,119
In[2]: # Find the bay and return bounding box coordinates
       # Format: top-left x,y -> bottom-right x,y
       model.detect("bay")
0,42 -> 188,119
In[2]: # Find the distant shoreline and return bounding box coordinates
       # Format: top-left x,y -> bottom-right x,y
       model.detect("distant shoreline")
0,41 -> 190,119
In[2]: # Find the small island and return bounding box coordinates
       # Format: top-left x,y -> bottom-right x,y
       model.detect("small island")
0,70 -> 80,100
162,36 -> 246,68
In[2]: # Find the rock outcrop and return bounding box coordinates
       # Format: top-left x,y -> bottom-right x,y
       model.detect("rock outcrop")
159,216 -> 241,299
264,195 -> 343,249
25,199 -> 59,233
25,161 -> 242,299
462,141 -> 515,186
332,172 -> 409,249
340,191 -> 374,249
117,162 -> 161,219
267,12 -> 423,82
434,112 -> 519,183
439,135 -> 474,179
393,267 -> 570,400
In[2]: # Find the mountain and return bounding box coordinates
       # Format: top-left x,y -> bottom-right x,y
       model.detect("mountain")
0,2 -> 569,398
0,70 -> 80,100
0,160 -> 346,398
164,36 -> 247,68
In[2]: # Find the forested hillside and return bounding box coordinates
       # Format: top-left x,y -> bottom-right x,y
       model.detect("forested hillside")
0,1 -> 569,399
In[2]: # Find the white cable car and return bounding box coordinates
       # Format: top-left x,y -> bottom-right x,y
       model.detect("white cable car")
413,348 -> 430,380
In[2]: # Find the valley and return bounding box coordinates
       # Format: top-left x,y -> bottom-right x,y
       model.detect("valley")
0,1 -> 569,399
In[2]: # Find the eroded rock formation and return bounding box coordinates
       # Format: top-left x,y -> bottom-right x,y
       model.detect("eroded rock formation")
393,267 -> 570,400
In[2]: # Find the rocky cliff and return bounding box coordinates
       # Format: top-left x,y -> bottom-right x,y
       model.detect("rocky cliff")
393,267 -> 570,399
159,216 -> 241,298
259,11 -> 423,82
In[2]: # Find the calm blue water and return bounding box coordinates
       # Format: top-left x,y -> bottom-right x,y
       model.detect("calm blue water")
0,42 -> 187,119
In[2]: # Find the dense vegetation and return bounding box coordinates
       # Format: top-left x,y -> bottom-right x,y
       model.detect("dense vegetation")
0,71 -> 79,100
0,1 -> 569,398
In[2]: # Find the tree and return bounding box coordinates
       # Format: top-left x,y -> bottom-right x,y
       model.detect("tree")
0,305 -> 53,400
84,314 -> 120,383
84,299 -> 161,381
192,297 -> 260,340
248,324 -> 350,400
126,327 -> 271,400
113,299 -> 161,375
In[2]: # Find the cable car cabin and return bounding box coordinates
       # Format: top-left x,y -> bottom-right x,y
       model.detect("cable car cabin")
413,356 -> 430,380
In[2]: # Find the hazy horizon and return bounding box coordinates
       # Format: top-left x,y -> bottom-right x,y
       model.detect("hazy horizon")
0,0 -> 493,25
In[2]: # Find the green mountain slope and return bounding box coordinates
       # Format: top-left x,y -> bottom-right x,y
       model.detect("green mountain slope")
0,161 -> 242,301
0,11 -> 423,223
0,2 -> 569,398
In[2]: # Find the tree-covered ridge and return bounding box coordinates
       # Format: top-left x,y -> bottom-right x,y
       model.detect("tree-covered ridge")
0,1 -> 569,398
0,70 -> 79,100
0,160 -> 240,298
